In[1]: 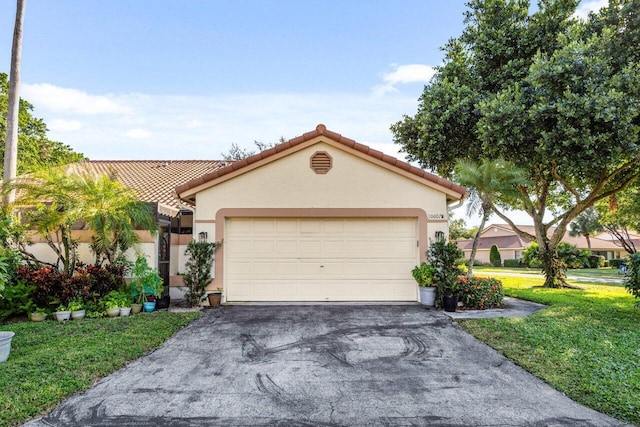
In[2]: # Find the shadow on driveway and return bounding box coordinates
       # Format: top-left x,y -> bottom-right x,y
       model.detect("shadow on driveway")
24,305 -> 626,426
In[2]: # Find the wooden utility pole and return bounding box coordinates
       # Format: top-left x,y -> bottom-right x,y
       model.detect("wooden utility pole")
3,0 -> 26,206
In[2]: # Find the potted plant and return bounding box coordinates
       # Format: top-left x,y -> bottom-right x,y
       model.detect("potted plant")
68,299 -> 86,320
207,287 -> 222,308
412,262 -> 437,306
182,240 -> 219,308
118,291 -> 132,316
429,239 -> 464,312
130,255 -> 164,313
54,304 -> 71,321
102,291 -> 121,317
0,331 -> 14,363
30,307 -> 47,322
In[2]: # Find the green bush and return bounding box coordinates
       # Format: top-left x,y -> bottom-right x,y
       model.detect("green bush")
0,281 -> 36,321
183,241 -> 219,307
609,259 -> 623,268
411,262 -> 436,287
428,240 -> 463,297
503,259 -> 522,268
587,255 -> 606,269
557,242 -> 589,269
489,245 -> 501,267
624,252 -> 640,306
458,276 -> 504,309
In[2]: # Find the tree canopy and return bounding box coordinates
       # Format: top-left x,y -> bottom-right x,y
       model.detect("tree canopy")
1,72 -> 84,176
392,0 -> 640,287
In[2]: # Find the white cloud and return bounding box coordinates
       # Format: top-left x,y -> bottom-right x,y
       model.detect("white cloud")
22,83 -> 132,115
373,64 -> 437,97
574,0 -> 608,20
124,128 -> 152,139
48,119 -> 82,132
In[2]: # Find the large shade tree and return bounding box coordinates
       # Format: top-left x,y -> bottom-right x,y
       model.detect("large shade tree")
392,0 -> 640,287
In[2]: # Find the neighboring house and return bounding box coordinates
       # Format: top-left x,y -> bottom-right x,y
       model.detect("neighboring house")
457,223 -> 626,264
176,124 -> 467,303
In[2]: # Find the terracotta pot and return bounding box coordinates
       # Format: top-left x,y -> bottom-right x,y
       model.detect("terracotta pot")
207,292 -> 222,307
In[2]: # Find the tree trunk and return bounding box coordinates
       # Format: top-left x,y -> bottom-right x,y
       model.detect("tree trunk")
3,0 -> 26,206
585,233 -> 592,250
467,210 -> 489,278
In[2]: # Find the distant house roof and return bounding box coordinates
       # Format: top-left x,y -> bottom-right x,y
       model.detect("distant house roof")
83,160 -> 224,216
176,124 -> 468,202
461,223 -> 625,252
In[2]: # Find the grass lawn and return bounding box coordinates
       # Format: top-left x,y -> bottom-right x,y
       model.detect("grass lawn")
459,275 -> 640,425
474,265 -> 623,279
0,311 -> 201,427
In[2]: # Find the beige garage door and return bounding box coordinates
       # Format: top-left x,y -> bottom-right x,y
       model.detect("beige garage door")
225,218 -> 419,302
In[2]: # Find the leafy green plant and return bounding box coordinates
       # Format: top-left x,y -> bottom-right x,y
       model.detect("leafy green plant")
67,299 -> 83,312
101,291 -> 121,310
130,255 -> 163,304
429,240 -> 463,297
0,280 -> 36,321
411,262 -> 436,287
457,276 -> 503,309
489,244 -> 501,267
182,241 -> 219,307
624,252 -> 640,307
56,304 -> 67,312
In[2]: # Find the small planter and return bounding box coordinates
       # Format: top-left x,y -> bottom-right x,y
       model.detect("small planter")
131,303 -> 143,314
0,331 -> 15,363
71,310 -> 86,320
442,295 -> 459,313
119,307 -> 132,317
143,301 -> 156,312
106,307 -> 120,318
207,292 -> 222,307
419,287 -> 436,307
54,311 -> 71,322
31,312 -> 47,322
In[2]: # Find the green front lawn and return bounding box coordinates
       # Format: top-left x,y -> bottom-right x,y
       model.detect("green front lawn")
459,276 -> 640,425
474,266 -> 623,279
0,311 -> 201,427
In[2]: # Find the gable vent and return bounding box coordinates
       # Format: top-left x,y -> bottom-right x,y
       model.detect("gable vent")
310,151 -> 332,174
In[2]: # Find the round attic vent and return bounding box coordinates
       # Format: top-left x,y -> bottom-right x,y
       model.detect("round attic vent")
310,151 -> 332,174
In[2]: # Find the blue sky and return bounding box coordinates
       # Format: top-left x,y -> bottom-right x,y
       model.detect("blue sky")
1,0 -> 607,225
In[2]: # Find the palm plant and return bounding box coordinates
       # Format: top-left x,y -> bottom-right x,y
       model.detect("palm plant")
454,159 -> 528,277
569,208 -> 602,250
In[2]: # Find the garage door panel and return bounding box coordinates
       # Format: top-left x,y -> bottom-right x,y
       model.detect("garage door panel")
225,218 -> 418,302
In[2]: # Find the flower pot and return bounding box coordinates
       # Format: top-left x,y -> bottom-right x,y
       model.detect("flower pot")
442,295 -> 458,312
31,312 -> 47,322
207,292 -> 221,307
143,301 -> 156,312
71,310 -> 86,320
119,307 -> 132,317
0,331 -> 15,363
54,311 -> 71,322
131,303 -> 143,314
419,287 -> 437,307
106,307 -> 120,318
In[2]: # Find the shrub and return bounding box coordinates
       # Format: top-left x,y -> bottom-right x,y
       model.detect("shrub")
429,240 -> 463,297
522,242 -> 540,268
609,259 -> 623,269
411,262 -> 436,287
624,252 -> 640,307
503,259 -> 522,268
489,245 -> 501,267
0,281 -> 36,321
557,242 -> 589,269
183,241 -> 219,307
587,254 -> 606,269
458,276 -> 504,309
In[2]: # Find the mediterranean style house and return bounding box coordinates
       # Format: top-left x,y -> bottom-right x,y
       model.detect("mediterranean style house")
24,125 -> 467,304
456,223 -> 628,264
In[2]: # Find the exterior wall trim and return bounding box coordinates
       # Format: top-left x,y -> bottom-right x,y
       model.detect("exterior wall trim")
210,207 -> 433,291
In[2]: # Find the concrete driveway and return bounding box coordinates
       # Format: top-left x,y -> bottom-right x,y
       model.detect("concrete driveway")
25,305 -> 625,426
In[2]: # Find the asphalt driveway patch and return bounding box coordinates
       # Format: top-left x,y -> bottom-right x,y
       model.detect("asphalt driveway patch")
23,305 -> 626,426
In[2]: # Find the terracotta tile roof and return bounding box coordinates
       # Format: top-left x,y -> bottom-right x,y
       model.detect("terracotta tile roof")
176,124 -> 468,200
82,160 -> 223,215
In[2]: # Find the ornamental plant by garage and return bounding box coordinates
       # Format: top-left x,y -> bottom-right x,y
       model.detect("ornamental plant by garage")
182,240 -> 219,308
411,262 -> 436,306
428,239 -> 464,312
130,255 -> 164,312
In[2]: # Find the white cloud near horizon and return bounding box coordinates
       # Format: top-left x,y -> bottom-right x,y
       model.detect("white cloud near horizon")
574,0 -> 608,19
373,64 -> 437,96
48,119 -> 83,132
124,128 -> 152,139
